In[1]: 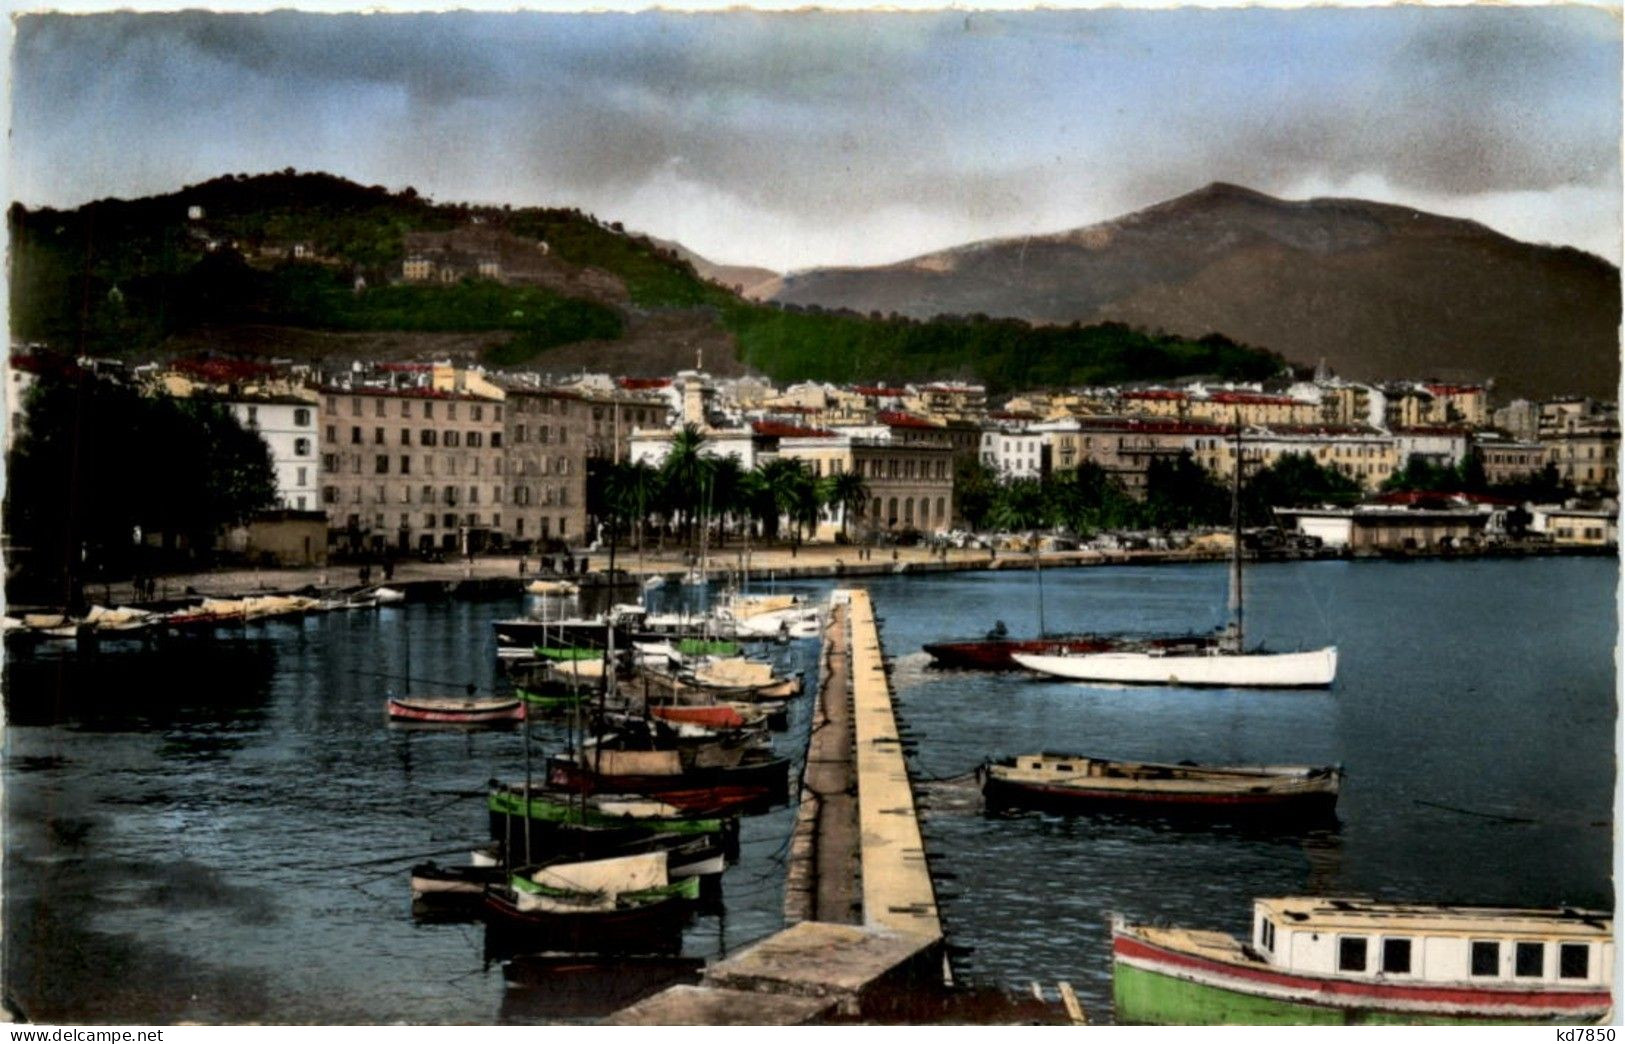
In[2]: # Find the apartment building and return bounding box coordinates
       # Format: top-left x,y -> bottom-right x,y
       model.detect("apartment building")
503,387 -> 592,549
319,386 -> 506,553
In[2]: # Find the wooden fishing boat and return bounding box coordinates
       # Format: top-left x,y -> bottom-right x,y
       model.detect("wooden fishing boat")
482,878 -> 692,954
487,783 -> 738,846
648,704 -> 762,730
411,860 -> 504,901
386,695 -> 526,725
1113,898 -> 1613,1025
545,750 -> 788,812
981,753 -> 1341,818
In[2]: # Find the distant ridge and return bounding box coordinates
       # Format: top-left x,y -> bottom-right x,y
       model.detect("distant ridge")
767,183 -> 1622,400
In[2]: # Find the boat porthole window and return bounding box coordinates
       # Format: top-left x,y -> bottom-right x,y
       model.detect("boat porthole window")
1515,941 -> 1545,978
1381,938 -> 1411,975
1056,763 -> 1073,772
1470,940 -> 1500,977
1337,936 -> 1367,972
1030,762 -> 1042,770
1559,944 -> 1590,980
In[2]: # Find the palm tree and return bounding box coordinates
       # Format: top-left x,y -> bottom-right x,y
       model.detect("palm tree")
659,424 -> 708,549
822,469 -> 870,542
704,453 -> 746,549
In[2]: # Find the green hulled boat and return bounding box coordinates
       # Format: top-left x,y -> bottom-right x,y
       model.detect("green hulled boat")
675,638 -> 741,657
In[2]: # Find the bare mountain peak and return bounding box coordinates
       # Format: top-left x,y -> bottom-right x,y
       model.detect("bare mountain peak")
767,183 -> 1619,400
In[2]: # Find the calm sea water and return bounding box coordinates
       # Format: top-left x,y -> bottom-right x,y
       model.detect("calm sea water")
3,558 -> 1615,1023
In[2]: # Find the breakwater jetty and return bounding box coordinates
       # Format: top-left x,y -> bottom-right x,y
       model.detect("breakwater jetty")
607,588 -> 947,1025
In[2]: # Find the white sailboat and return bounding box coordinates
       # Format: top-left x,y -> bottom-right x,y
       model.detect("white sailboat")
1013,425 -> 1338,689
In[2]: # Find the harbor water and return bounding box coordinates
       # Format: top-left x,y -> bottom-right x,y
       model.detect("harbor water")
3,557 -> 1615,1022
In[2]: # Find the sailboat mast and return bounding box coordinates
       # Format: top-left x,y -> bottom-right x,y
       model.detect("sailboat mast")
1227,416 -> 1244,652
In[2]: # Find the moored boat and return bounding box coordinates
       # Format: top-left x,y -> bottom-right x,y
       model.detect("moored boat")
981,752 -> 1341,819
1013,645 -> 1338,689
925,633 -> 1218,671
386,695 -> 526,725
1113,897 -> 1613,1025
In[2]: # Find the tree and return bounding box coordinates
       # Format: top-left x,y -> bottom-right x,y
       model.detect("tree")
1241,453 -> 1362,525
1044,462 -> 1139,535
989,478 -> 1047,534
659,424 -> 708,549
6,372 -> 276,606
954,458 -> 1000,531
1143,451 -> 1229,530
822,469 -> 870,540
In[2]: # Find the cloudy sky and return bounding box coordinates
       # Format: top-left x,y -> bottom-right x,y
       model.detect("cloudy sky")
9,6 -> 1621,270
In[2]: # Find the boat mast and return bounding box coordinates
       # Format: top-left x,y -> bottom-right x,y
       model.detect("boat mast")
1226,414 -> 1244,654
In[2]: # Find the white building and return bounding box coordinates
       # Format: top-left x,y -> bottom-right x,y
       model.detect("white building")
1392,427 -> 1470,469
224,395 -> 322,511
981,424 -> 1047,479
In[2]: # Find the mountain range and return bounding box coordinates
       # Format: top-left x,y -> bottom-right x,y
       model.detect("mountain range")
761,183 -> 1621,401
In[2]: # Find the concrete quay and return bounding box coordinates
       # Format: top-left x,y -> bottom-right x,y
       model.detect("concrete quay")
606,587 -> 946,1025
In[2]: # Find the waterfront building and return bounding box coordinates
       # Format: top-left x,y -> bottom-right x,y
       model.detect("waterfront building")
1275,499 -> 1495,551
1529,504 -> 1619,547
219,394 -> 323,511
1493,399 -> 1542,441
980,422 -> 1047,479
318,384 -> 505,554
501,385 -> 591,549
1220,425 -> 1399,491
777,429 -> 954,538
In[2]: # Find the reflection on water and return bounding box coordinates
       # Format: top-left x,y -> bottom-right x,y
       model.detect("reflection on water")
3,558 -> 1614,1023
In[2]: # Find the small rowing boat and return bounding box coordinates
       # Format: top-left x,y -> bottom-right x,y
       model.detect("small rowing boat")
386,695 -> 526,725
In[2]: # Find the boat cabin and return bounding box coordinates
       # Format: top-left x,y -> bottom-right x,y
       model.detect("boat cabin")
1250,897 -> 1613,988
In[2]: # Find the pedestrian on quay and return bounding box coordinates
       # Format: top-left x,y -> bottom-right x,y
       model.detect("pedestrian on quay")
518,555 -> 527,577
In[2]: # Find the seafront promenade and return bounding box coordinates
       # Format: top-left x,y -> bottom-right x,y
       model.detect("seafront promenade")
26,538 -> 1605,613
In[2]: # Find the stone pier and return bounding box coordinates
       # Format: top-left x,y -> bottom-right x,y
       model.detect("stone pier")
607,588 -> 945,1025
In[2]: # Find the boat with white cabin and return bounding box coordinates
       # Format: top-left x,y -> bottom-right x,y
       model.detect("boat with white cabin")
1112,896 -> 1613,1025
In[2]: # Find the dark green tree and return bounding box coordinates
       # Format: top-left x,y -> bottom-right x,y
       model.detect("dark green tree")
6,372 -> 276,606
1241,453 -> 1362,525
1143,451 -> 1230,529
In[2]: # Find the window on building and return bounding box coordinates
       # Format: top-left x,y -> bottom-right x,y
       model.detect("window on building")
1381,939 -> 1412,975
296,466 -> 307,486
326,425 -> 336,442
494,406 -> 502,422
400,429 -> 411,446
374,427 -> 385,445
400,456 -> 411,475
424,402 -> 435,419
292,408 -> 310,426
351,398 -> 362,417
323,486 -> 337,504
1560,944 -> 1591,980
445,431 -> 460,448
517,424 -> 527,443
401,401 -> 411,418
294,438 -> 310,456
375,399 -> 386,418
1337,937 -> 1367,973
559,517 -> 567,536
421,484 -> 433,503
421,430 -> 437,447
351,426 -> 361,444
468,432 -> 482,448
1515,942 -> 1545,978
469,486 -> 480,505
492,432 -> 503,448
448,403 -> 458,420
326,396 -> 338,413
375,455 -> 389,474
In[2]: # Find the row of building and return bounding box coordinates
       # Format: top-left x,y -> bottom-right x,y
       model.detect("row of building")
8,353 -> 1617,561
